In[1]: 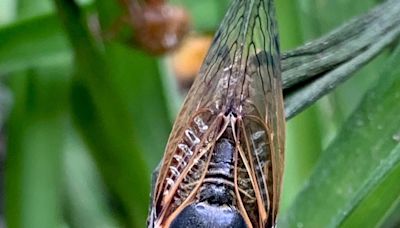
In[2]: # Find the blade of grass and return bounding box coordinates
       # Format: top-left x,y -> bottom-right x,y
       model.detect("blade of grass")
103,44 -> 172,169
276,0 -> 323,212
53,0 -> 150,226
308,0 -> 380,123
63,126 -> 120,228
379,198 -> 400,228
341,161 -> 400,228
0,14 -> 71,74
95,0 -> 174,170
98,0 -> 172,169
279,45 -> 400,227
17,0 -> 54,19
5,65 -> 69,228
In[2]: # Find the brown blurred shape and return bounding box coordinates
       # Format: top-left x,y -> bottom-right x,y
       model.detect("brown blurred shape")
120,0 -> 190,55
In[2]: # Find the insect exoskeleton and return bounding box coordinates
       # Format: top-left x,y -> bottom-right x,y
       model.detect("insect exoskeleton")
148,0 -> 285,227
169,115 -> 247,227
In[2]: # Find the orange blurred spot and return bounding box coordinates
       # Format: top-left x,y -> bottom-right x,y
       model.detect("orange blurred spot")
171,35 -> 213,82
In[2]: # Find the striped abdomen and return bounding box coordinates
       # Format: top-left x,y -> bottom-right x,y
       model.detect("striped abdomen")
170,136 -> 247,228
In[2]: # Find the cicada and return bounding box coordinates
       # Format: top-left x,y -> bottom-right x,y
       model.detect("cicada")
148,0 -> 285,227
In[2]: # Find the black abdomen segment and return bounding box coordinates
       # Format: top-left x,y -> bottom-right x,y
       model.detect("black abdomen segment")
200,138 -> 235,205
170,138 -> 247,228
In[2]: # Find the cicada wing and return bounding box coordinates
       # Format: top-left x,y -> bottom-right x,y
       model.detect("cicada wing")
236,109 -> 284,227
228,2 -> 285,225
151,109 -> 223,221
232,50 -> 285,227
233,0 -> 285,225
244,50 -> 285,225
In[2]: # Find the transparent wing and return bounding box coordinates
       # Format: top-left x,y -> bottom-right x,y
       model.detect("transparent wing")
150,0 -> 285,227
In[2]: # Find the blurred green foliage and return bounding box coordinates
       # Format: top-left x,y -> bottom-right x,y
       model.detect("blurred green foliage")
0,0 -> 399,227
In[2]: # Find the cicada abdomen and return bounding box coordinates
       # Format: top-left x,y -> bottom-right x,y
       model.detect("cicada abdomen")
148,0 -> 285,227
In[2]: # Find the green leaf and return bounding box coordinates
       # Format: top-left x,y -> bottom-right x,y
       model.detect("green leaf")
276,0 -> 323,211
0,14 -> 71,74
5,65 -> 69,228
104,44 -> 172,170
53,0 -> 151,226
341,161 -> 400,228
17,0 -> 54,19
63,127 -> 120,228
279,46 -> 400,227
379,199 -> 400,227
279,0 -> 386,215
95,0 -> 172,170
0,1 -> 93,74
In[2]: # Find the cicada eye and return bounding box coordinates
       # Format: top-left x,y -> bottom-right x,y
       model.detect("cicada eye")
170,202 -> 247,228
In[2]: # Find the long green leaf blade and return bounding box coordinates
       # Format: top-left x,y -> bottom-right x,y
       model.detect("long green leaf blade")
279,45 -> 400,227
53,0 -> 150,226
5,66 -> 68,228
